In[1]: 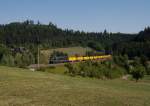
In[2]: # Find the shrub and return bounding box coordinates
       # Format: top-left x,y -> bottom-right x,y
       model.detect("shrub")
15,53 -> 24,68
145,62 -> 150,75
109,66 -> 125,79
65,61 -> 125,79
146,66 -> 150,75
1,54 -> 15,66
64,63 -> 77,76
130,65 -> 146,82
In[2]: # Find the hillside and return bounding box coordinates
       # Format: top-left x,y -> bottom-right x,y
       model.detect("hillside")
0,66 -> 150,106
0,20 -> 150,68
0,20 -> 135,48
113,27 -> 150,58
135,27 -> 150,41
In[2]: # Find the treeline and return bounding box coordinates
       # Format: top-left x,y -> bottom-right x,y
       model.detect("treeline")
0,44 -> 35,67
113,27 -> 150,59
0,20 -> 134,49
0,20 -> 150,67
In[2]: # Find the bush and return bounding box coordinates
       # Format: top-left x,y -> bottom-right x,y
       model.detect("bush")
130,65 -> 145,82
87,41 -> 104,51
14,53 -> 24,68
146,67 -> 150,75
0,45 -> 10,61
109,66 -> 125,79
145,62 -> 150,75
1,54 -> 15,66
65,61 -> 125,79
64,63 -> 77,76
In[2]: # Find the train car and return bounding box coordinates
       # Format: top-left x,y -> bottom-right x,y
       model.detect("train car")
68,56 -> 77,62
49,56 -> 69,64
49,55 -> 112,64
89,56 -> 94,60
77,56 -> 84,61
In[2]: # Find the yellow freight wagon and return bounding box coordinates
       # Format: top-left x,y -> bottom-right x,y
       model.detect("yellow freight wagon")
89,56 -> 94,60
93,56 -> 97,59
97,56 -> 101,59
68,57 -> 76,61
83,56 -> 90,60
77,56 -> 84,61
68,55 -> 111,62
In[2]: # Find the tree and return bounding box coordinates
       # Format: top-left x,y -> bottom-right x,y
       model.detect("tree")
130,65 -> 145,82
22,52 -> 31,66
87,41 -> 104,51
145,62 -> 150,75
0,45 -> 10,61
140,55 -> 148,67
103,29 -> 108,36
133,57 -> 141,66
1,54 -> 15,66
15,53 -> 23,67
64,63 -> 77,76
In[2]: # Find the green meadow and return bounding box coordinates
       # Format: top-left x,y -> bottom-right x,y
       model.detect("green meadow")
0,66 -> 150,106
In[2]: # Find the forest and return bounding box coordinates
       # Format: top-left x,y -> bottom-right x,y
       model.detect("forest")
0,20 -> 150,69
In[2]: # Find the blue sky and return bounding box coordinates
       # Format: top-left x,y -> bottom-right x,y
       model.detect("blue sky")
0,0 -> 150,33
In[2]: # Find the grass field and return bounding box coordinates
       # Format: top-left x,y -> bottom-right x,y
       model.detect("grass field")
0,66 -> 150,106
41,46 -> 93,64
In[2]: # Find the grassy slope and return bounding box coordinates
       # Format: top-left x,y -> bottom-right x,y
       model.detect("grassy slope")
0,66 -> 150,106
41,47 -> 93,64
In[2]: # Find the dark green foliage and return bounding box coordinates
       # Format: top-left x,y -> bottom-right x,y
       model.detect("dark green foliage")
1,54 -> 15,66
14,53 -> 23,68
0,44 -> 10,61
113,55 -> 130,72
13,51 -> 35,68
0,20 -> 149,59
135,27 -> 150,41
130,65 -> 145,82
0,45 -> 35,67
139,56 -> 150,75
113,27 -> 150,59
87,41 -> 104,51
64,63 -> 77,76
0,20 -> 150,70
146,64 -> 150,75
106,66 -> 125,79
0,20 -> 134,51
65,61 -> 125,79
114,42 -> 150,59
140,55 -> 148,67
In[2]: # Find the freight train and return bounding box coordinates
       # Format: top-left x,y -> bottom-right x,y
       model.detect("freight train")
49,55 -> 112,64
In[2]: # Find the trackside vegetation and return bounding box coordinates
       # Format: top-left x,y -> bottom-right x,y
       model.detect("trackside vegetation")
0,20 -> 150,68
64,55 -> 149,81
65,61 -> 125,79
